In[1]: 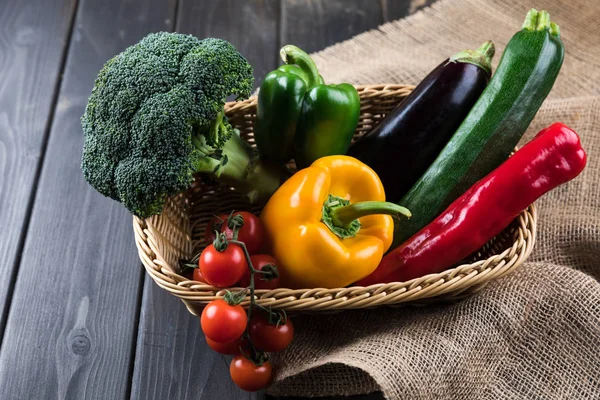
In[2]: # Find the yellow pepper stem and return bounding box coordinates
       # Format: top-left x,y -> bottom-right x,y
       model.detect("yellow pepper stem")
322,194 -> 411,239
330,201 -> 412,229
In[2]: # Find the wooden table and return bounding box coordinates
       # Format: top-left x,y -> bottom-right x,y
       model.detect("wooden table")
0,1 -> 432,398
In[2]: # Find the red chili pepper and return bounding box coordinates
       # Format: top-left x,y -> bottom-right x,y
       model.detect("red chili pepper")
356,122 -> 587,285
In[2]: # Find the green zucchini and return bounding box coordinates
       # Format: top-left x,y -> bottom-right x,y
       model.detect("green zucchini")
392,9 -> 564,248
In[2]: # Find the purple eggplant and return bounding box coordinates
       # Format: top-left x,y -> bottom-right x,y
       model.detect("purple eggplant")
347,41 -> 495,203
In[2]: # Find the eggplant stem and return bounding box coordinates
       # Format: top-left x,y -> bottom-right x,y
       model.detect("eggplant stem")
448,40 -> 495,76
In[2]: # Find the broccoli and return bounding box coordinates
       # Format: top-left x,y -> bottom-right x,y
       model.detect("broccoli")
81,32 -> 285,218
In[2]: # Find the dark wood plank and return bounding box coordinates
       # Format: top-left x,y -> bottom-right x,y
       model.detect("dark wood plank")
131,279 -> 259,400
280,0 -> 384,54
0,0 -> 76,338
176,0 -> 280,88
383,0 -> 438,22
0,0 -> 176,398
129,1 -> 278,399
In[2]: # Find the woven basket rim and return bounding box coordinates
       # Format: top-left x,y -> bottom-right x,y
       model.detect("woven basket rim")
131,83 -> 537,313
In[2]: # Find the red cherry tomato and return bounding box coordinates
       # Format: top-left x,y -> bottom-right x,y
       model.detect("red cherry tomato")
200,243 -> 247,288
200,300 -> 247,344
230,355 -> 272,392
192,267 -> 205,283
221,211 -> 266,255
205,336 -> 246,355
203,214 -> 228,246
249,313 -> 294,353
238,254 -> 281,289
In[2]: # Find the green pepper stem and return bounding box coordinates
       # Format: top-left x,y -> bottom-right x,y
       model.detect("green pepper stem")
329,201 -> 412,230
280,45 -> 321,89
449,40 -> 495,76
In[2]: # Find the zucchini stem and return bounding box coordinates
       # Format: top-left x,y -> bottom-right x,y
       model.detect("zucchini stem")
522,9 -> 556,33
536,11 -> 550,30
522,8 -> 539,31
550,22 -> 560,37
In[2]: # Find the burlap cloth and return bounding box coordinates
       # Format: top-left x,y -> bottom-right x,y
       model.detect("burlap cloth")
267,0 -> 600,398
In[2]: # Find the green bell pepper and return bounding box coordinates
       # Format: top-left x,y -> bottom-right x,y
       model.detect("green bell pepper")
254,45 -> 360,169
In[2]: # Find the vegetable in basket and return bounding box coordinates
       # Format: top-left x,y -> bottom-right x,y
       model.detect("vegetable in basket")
260,155 -> 411,289
81,32 -> 286,218
204,211 -> 266,254
356,123 -> 587,286
196,213 -> 293,392
254,45 -> 360,168
347,40 -> 495,203
393,9 -> 565,247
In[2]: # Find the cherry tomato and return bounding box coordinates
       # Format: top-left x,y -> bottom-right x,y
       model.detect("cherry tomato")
203,214 -> 228,246
200,243 -> 247,288
249,313 -> 294,353
192,267 -> 205,283
201,300 -> 247,344
221,211 -> 265,255
205,336 -> 246,355
238,254 -> 281,289
230,355 -> 272,392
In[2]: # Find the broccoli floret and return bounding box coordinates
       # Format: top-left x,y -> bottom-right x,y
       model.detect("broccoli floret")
81,32 -> 284,218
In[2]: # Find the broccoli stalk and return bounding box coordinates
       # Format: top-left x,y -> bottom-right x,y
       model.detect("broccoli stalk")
81,32 -> 287,218
192,111 -> 283,203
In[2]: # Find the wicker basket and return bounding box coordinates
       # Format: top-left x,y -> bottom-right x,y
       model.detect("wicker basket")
133,84 -> 537,316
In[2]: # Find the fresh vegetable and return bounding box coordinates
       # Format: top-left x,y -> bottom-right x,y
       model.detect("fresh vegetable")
249,313 -> 294,353
393,9 -> 564,247
347,41 -> 495,203
357,122 -> 586,285
204,212 -> 265,254
201,299 -> 247,343
260,155 -> 411,288
192,267 -> 205,283
194,218 -> 291,392
220,212 -> 266,254
230,355 -> 272,392
254,45 -> 360,168
205,336 -> 247,355
254,63 -> 310,164
238,254 -> 281,289
200,234 -> 248,288
81,32 -> 286,218
286,45 -> 361,169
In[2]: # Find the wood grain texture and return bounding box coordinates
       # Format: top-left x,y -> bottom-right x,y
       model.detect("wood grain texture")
130,279 -> 261,400
129,1 -> 277,398
383,0 -> 438,21
280,0 -> 384,54
0,0 -> 76,337
176,0 -> 280,88
0,0 -> 175,398
381,0 -> 410,22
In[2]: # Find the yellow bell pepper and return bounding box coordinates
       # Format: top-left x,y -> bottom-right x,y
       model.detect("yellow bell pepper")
260,155 -> 411,288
